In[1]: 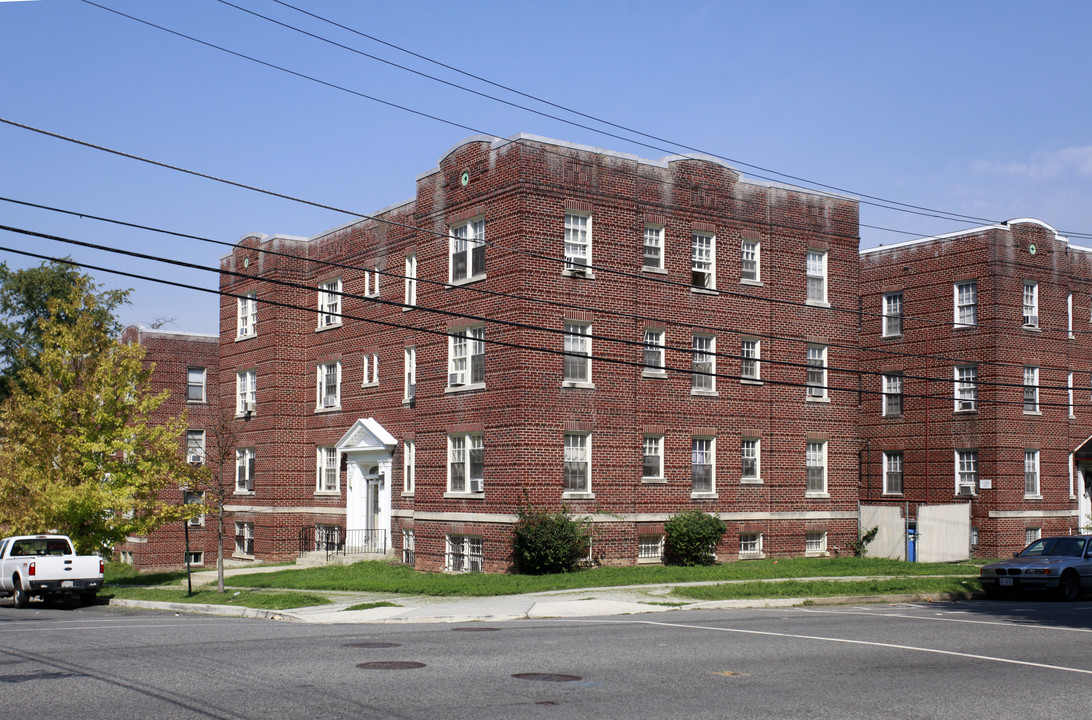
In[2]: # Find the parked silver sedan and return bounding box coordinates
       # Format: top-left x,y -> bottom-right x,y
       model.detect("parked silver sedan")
980,535 -> 1092,601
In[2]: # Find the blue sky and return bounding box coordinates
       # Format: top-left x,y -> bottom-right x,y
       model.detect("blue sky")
3,0 -> 1091,335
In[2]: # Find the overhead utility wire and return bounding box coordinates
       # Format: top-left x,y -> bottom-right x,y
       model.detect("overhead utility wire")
5,194 -> 1084,380
1,224 -> 1080,401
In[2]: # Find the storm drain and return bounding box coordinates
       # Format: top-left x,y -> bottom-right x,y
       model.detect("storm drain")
343,642 -> 401,648
452,627 -> 500,632
513,673 -> 582,683
357,661 -> 426,670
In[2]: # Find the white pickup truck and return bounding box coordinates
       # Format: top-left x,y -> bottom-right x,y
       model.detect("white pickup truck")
0,535 -> 104,607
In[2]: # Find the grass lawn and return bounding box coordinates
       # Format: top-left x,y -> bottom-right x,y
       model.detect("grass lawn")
672,576 -> 982,601
103,586 -> 331,610
221,556 -> 981,597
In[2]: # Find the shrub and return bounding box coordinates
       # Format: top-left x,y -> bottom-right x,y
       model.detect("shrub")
511,504 -> 591,574
664,509 -> 726,566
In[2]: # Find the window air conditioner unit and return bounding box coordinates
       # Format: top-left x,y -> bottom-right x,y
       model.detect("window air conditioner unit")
958,400 -> 975,412
188,454 -> 203,464
1028,315 -> 1039,326
449,372 -> 463,386
567,258 -> 587,275
469,478 -> 484,493
323,395 -> 337,408
958,484 -> 976,497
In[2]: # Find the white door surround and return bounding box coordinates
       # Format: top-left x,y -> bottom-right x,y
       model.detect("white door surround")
336,418 -> 397,548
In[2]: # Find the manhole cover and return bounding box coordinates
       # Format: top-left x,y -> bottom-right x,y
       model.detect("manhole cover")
452,627 -> 500,632
357,661 -> 426,670
343,642 -> 401,648
513,673 -> 582,683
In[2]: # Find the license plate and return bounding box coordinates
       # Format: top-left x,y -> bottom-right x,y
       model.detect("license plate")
61,581 -> 73,588
999,577 -> 1013,586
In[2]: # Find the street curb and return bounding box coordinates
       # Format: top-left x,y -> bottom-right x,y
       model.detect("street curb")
108,598 -> 302,621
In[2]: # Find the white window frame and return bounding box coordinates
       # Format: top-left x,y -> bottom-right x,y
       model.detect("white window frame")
805,531 -> 827,555
316,446 -> 340,494
445,534 -> 483,573
1069,372 -> 1075,418
642,434 -> 664,481
955,449 -> 978,494
234,521 -> 254,557
364,267 -> 380,298
1068,293 -> 1074,337
236,369 -> 256,415
564,212 -> 592,275
236,448 -> 255,493
741,239 -> 760,283
806,344 -> 828,400
405,254 -> 417,307
691,437 -> 716,495
402,529 -> 415,566
806,441 -> 828,496
450,218 -> 485,283
404,347 -> 416,403
1023,281 -> 1039,327
642,329 -> 665,375
955,365 -> 977,412
882,373 -> 903,416
183,489 -> 205,527
1024,449 -> 1040,498
362,352 -> 379,386
806,250 -> 827,304
237,292 -> 257,338
1025,527 -> 1042,546
448,326 -> 485,389
317,278 -> 342,329
883,451 -> 903,495
883,292 -> 903,337
643,224 -> 664,271
186,430 -> 206,465
563,322 -> 592,386
316,361 -> 341,411
563,432 -> 591,495
638,534 -> 665,561
1023,366 -> 1040,414
185,551 -> 205,566
691,232 -> 716,290
447,434 -> 484,494
741,339 -> 760,382
403,440 -> 415,495
187,367 -> 207,403
741,437 -> 761,483
691,334 -> 716,394
740,532 -> 763,556
954,281 -> 977,327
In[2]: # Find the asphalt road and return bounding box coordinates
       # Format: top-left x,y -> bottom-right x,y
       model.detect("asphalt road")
2,599 -> 1091,719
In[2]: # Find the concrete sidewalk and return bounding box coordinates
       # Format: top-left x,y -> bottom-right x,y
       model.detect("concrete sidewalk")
107,565 -> 980,624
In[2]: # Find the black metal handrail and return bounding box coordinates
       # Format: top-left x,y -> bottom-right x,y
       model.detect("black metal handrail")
298,527 -> 387,561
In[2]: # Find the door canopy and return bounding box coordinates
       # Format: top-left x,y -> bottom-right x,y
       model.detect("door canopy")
335,417 -> 397,457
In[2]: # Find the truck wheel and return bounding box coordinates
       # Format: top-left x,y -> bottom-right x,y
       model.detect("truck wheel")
12,577 -> 29,609
80,590 -> 98,606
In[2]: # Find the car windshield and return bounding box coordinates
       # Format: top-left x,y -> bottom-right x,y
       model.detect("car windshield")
1019,537 -> 1087,557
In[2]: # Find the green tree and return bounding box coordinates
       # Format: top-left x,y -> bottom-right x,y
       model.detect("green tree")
0,261 -> 127,401
0,279 -> 196,553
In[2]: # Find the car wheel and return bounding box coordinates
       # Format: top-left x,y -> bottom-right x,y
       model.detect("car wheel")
12,578 -> 29,609
1058,570 -> 1081,601
984,586 -> 1007,600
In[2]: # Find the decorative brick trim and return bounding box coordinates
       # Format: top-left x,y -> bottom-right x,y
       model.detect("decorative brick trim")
403,432 -> 415,441
565,311 -> 594,323
1024,443 -> 1042,451
644,213 -> 667,226
807,335 -> 829,345
566,200 -> 594,214
403,338 -> 416,347
741,428 -> 764,438
637,522 -> 665,534
806,521 -> 829,530
448,205 -> 485,225
642,319 -> 665,330
565,420 -> 593,433
316,352 -> 343,363
954,440 -> 977,449
741,229 -> 762,240
361,346 -> 379,356
692,221 -> 717,233
1025,357 -> 1041,366
880,283 -> 904,294
806,431 -> 830,441
447,318 -> 478,331
809,240 -> 830,251
694,427 -> 717,437
401,517 -> 414,529
643,425 -> 666,435
741,522 -> 765,533
449,422 -> 485,434
880,442 -> 906,451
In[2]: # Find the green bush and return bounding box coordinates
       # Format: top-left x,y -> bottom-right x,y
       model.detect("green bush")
664,509 -> 726,566
511,504 -> 591,574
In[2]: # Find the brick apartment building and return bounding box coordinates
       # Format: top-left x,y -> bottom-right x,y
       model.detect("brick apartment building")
117,135 -> 1091,572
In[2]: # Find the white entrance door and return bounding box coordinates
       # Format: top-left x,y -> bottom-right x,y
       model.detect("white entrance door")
336,418 -> 397,555
1080,467 -> 1092,533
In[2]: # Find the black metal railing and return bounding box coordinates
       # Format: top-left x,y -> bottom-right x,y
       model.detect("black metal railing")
298,527 -> 387,561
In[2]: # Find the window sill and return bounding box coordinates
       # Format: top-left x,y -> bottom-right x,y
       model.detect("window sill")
641,477 -> 667,484
637,556 -> 664,565
642,266 -> 667,274
740,477 -> 763,485
1070,333 -> 1076,340
881,333 -> 903,340
805,551 -> 830,558
562,268 -> 596,279
882,413 -> 903,419
690,492 -> 719,500
447,273 -> 487,288
234,490 -> 255,496
740,278 -> 763,287
402,305 -> 415,312
315,322 -> 343,333
186,399 -> 208,405
1023,410 -> 1042,416
882,492 -> 904,498
1023,494 -> 1043,501
806,396 -> 830,403
444,492 -> 484,499
805,492 -> 831,499
954,408 -> 978,414
314,491 -> 341,497
690,287 -> 719,296
642,370 -> 667,378
739,552 -> 766,560
314,405 -> 342,414
401,491 -> 415,498
562,381 -> 596,389
362,382 -> 379,390
740,378 -> 763,385
562,492 -> 595,500
235,411 -> 256,419
403,397 -> 416,406
952,324 -> 977,330
232,554 -> 254,561
805,300 -> 830,308
445,382 -> 486,394
235,333 -> 257,343
1022,325 -> 1041,332
690,389 -> 720,397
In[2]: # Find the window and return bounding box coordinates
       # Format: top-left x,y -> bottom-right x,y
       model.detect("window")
187,367 -> 206,403
316,361 -> 341,410
1023,282 -> 1039,327
956,450 -> 978,494
317,278 -> 342,328
642,435 -> 664,480
1025,527 -> 1042,546
741,339 -> 760,381
638,534 -> 664,561
954,281 -> 977,327
643,329 -> 665,373
405,255 -> 417,306
183,489 -> 204,527
883,451 -> 903,495
362,353 -> 379,386
449,326 -> 485,387
316,447 -> 339,493
234,521 -> 254,557
882,373 -> 903,416
883,292 -> 903,337
692,335 -> 716,392
564,322 -> 591,384
236,448 -> 255,492
691,437 -> 715,494
450,218 -> 485,282
184,551 -> 204,566
236,370 -> 256,415
806,250 -> 827,303
740,532 -> 763,556
237,293 -> 256,338
564,212 -> 591,273
806,345 -> 827,399
643,225 -> 664,270
315,524 -> 341,551
448,434 -> 484,493
1069,372 -> 1075,418
403,440 -> 415,494
445,534 -> 483,572
404,347 -> 416,402
564,433 -> 591,493
806,441 -> 827,495
805,531 -> 827,555
955,365 -> 977,412
741,438 -> 760,481
365,267 -> 380,297
691,232 -> 715,289
186,430 -> 205,465
1023,366 -> 1039,413
741,239 -> 760,282
1068,293 -> 1074,337
1024,450 -> 1040,497
402,529 -> 415,566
